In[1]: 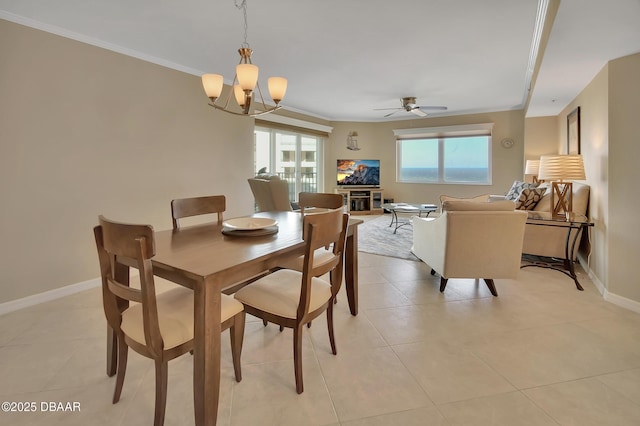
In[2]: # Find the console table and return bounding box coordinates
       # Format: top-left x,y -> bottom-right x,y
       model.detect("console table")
335,188 -> 384,215
521,212 -> 594,290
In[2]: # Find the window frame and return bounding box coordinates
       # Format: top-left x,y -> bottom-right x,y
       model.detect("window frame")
394,123 -> 494,185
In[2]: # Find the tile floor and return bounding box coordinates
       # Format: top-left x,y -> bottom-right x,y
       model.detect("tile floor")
2,251 -> 640,425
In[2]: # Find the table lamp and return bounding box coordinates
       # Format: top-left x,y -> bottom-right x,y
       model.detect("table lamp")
524,159 -> 541,183
538,154 -> 586,218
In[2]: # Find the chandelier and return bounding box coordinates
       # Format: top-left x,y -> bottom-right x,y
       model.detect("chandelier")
201,0 -> 287,117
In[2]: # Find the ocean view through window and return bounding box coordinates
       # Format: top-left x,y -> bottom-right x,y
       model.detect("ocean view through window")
395,124 -> 493,185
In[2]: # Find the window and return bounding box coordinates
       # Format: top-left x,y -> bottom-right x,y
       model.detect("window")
395,123 -> 493,185
254,126 -> 325,201
281,151 -> 295,162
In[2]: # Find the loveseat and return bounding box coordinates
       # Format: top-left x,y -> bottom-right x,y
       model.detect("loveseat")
520,182 -> 590,260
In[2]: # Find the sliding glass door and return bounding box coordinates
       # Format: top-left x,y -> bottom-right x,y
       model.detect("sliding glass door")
254,126 -> 324,202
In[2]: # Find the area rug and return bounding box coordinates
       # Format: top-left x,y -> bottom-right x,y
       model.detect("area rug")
356,215 -> 419,261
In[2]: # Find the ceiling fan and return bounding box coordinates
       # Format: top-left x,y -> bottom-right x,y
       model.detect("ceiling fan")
376,97 -> 448,117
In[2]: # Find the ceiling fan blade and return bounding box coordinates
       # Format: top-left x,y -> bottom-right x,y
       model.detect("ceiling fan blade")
373,107 -> 402,111
417,106 -> 448,111
384,110 -> 400,117
411,108 -> 428,117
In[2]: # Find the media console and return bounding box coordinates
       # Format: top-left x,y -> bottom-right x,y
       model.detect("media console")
335,188 -> 384,215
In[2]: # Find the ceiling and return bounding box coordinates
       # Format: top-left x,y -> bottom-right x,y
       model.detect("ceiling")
1,0 -> 639,122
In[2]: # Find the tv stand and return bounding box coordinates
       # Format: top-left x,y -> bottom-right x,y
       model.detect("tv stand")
335,188 -> 384,215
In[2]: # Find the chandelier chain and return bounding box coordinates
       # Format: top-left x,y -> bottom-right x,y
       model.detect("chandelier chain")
234,0 -> 250,48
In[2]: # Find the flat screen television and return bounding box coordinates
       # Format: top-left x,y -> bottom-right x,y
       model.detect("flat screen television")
337,159 -> 380,187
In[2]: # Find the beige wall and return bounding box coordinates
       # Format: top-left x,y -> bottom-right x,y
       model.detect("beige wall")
524,116 -> 558,158
608,53 -> 640,302
0,20 -> 256,303
325,110 -> 526,204
555,64 -> 609,294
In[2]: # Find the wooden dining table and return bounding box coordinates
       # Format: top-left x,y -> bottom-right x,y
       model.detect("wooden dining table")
107,210 -> 362,425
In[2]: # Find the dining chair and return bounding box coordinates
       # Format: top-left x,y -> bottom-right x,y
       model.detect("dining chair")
234,209 -> 349,394
94,215 -> 245,425
278,192 -> 345,271
298,191 -> 345,214
171,195 -> 226,229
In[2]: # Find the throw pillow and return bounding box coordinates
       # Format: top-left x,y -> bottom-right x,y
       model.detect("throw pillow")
515,188 -> 547,210
505,180 -> 540,200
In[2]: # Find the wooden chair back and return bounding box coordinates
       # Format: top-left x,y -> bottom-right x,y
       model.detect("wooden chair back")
299,209 -> 349,310
94,215 -> 165,357
171,195 -> 225,229
298,192 -> 344,214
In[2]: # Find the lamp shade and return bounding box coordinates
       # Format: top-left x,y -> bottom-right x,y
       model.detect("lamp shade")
538,155 -> 586,181
525,160 -> 540,175
236,64 -> 259,91
233,85 -> 246,106
267,77 -> 287,103
202,74 -> 224,99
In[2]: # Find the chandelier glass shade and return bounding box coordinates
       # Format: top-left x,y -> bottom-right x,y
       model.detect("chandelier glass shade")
201,1 -> 287,117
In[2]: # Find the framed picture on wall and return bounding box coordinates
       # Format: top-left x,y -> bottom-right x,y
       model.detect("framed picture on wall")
567,106 -> 581,154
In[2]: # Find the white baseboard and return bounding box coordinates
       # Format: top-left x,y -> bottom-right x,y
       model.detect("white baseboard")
579,257 -> 640,314
0,278 -> 101,316
603,291 -> 640,314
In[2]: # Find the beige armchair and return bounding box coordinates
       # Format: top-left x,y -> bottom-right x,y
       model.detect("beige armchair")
411,200 -> 527,296
247,175 -> 292,212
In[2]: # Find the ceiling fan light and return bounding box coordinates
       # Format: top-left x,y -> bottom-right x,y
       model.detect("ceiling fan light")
202,73 -> 224,100
236,64 -> 259,91
268,77 -> 287,103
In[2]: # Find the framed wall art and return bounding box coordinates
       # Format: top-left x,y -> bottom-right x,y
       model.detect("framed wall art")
567,106 -> 580,154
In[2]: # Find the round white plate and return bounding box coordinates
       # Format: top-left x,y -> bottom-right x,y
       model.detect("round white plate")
222,217 -> 278,230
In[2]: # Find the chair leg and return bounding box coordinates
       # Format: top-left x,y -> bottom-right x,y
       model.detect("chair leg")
230,311 -> 245,382
153,360 -> 168,426
293,325 -> 304,394
439,277 -> 448,293
113,334 -> 128,404
327,301 -> 337,355
484,279 -> 498,297
263,319 -> 268,327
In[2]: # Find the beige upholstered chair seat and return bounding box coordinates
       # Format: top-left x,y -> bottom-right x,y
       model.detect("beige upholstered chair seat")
121,290 -> 243,349
235,269 -> 332,319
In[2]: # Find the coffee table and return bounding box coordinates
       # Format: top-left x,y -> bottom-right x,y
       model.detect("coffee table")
382,203 -> 438,233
